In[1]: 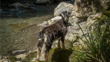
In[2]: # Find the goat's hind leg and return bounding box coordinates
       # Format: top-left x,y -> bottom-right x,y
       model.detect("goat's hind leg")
61,37 -> 65,49
58,38 -> 61,48
36,38 -> 44,62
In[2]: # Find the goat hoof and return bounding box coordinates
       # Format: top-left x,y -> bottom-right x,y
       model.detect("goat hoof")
36,60 -> 39,62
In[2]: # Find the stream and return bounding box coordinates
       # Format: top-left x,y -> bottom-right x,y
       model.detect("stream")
0,1 -> 58,55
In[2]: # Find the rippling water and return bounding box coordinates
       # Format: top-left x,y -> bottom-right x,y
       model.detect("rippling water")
0,2 -> 58,55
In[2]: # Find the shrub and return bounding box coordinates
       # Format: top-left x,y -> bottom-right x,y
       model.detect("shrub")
73,12 -> 110,62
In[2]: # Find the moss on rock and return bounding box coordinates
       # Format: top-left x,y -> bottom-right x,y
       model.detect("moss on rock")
8,56 -> 16,62
48,48 -> 73,62
102,11 -> 110,17
22,51 -> 37,62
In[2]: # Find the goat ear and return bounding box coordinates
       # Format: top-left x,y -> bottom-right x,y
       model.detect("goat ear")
68,12 -> 71,15
59,13 -> 64,18
58,14 -> 62,16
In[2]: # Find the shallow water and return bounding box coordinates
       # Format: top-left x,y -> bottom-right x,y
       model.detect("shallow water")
0,2 -> 58,55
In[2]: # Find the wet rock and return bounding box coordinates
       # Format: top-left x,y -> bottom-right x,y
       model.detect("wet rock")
9,2 -> 30,8
54,2 -> 73,16
34,0 -> 54,5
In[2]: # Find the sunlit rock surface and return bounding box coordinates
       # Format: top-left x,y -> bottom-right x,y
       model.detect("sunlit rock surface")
54,2 -> 73,16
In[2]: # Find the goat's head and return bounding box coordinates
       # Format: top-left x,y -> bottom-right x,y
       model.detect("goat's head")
59,11 -> 71,26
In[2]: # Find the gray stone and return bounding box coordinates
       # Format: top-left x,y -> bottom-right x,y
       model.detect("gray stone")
12,50 -> 27,54
39,42 -> 45,61
10,2 -> 30,8
54,2 -> 73,16
15,53 -> 27,60
48,16 -> 61,25
39,21 -> 48,27
86,13 -> 102,27
73,42 -> 80,46
31,58 -> 36,62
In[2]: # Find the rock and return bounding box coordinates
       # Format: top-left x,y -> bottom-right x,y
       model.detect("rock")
48,16 -> 61,25
31,57 -> 36,62
86,13 -> 102,27
66,21 -> 86,40
15,61 -> 22,62
15,53 -> 27,60
21,51 -> 37,62
73,42 -> 80,46
39,21 -> 48,27
70,16 -> 80,23
8,50 -> 28,55
48,48 -> 73,62
54,2 -> 73,16
10,2 -> 30,8
0,56 -> 10,62
72,0 -> 110,17
34,0 -> 53,5
39,43 -> 45,61
52,39 -> 73,49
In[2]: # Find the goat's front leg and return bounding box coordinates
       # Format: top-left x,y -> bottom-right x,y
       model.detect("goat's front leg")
45,42 -> 51,62
44,47 -> 49,62
45,51 -> 48,62
61,36 -> 65,49
58,38 -> 61,48
37,49 -> 41,62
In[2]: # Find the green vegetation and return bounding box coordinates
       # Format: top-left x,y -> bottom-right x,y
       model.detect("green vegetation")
8,56 -> 16,62
48,48 -> 73,62
73,11 -> 110,62
22,51 -> 37,62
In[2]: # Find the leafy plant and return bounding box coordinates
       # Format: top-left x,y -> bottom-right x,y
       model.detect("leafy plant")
73,16 -> 110,62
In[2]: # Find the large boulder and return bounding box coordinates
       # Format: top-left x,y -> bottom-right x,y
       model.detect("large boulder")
54,2 -> 73,16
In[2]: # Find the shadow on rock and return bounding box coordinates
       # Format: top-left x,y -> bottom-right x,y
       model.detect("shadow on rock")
48,48 -> 73,62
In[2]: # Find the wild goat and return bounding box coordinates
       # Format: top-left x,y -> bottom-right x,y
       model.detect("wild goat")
36,11 -> 71,62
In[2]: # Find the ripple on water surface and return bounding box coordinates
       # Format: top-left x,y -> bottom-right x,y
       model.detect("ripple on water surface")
0,3 -> 57,55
